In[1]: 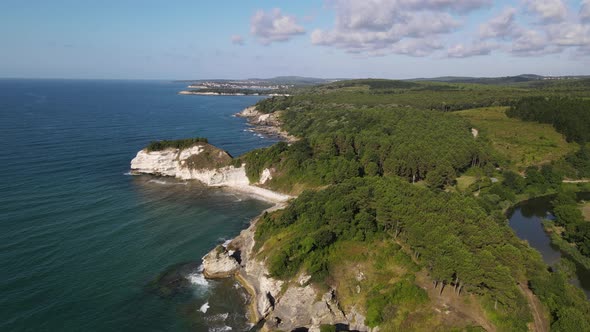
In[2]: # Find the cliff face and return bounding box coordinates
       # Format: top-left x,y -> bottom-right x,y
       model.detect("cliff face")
236,107 -> 298,142
203,204 -> 374,332
130,143 -> 290,203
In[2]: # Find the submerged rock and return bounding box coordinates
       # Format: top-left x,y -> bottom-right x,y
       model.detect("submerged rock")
145,262 -> 200,298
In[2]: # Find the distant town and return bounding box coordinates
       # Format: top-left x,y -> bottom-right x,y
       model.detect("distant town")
187,81 -> 293,90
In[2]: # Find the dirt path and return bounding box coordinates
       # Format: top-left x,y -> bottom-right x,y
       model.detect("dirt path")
519,283 -> 549,332
563,179 -> 590,183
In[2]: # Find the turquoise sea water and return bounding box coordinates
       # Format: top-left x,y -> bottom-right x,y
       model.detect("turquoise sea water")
0,79 -> 279,331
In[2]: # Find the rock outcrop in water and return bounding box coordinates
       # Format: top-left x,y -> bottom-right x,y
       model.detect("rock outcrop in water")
202,245 -> 240,278
203,203 -> 375,332
236,106 -> 298,142
130,142 -> 290,203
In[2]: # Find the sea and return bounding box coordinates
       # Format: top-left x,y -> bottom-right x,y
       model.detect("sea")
0,79 -> 280,331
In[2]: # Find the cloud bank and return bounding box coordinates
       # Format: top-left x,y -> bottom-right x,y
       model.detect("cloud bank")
251,9 -> 305,45
311,0 -> 490,56
307,0 -> 590,58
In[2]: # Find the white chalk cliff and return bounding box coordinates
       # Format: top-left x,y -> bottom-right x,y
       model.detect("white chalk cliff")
130,144 -> 290,203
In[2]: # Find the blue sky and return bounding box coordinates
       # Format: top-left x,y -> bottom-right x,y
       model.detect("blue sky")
1,0 -> 589,79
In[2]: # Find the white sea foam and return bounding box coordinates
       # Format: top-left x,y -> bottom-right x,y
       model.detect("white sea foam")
147,179 -> 188,186
222,239 -> 231,248
148,179 -> 171,185
205,313 -> 232,331
209,326 -> 232,332
199,302 -> 210,313
206,313 -> 229,322
123,172 -> 132,176
187,265 -> 209,288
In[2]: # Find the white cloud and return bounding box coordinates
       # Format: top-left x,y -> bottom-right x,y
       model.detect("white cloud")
475,5 -> 579,57
509,29 -> 560,56
524,0 -> 567,23
447,42 -> 495,58
250,9 -> 305,45
231,35 -> 244,45
479,7 -> 518,39
547,23 -> 590,46
311,0 -> 590,59
392,38 -> 443,57
311,0 -> 469,56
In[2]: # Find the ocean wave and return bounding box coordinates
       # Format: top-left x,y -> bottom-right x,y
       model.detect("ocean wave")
205,313 -> 229,323
205,312 -> 233,332
147,179 -> 188,186
187,265 -> 209,288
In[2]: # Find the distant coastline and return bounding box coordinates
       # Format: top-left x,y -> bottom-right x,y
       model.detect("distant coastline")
178,90 -> 290,97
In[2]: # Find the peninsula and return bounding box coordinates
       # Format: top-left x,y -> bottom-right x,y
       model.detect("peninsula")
132,76 -> 590,331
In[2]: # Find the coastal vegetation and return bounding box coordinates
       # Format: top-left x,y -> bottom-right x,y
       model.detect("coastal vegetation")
242,105 -> 489,194
254,77 -> 590,112
236,78 -> 590,330
146,137 -> 209,151
147,77 -> 590,330
257,177 -> 536,329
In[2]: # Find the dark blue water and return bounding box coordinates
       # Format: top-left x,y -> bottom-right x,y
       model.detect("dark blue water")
0,79 -> 279,331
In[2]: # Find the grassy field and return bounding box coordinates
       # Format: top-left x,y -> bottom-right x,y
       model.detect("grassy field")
456,175 -> 477,192
326,240 -> 491,331
455,107 -> 578,170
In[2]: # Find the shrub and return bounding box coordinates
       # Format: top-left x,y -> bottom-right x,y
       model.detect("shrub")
146,137 -> 208,151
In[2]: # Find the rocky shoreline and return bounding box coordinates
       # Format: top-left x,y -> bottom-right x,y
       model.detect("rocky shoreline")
236,106 -> 298,143
129,106 -> 371,330
201,201 -> 372,332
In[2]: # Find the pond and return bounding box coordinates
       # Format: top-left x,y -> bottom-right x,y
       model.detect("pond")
507,192 -> 590,299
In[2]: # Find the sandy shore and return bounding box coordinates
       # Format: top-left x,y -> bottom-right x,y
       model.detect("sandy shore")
226,184 -> 291,204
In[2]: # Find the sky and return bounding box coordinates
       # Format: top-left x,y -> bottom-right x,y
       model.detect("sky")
1,0 -> 589,80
